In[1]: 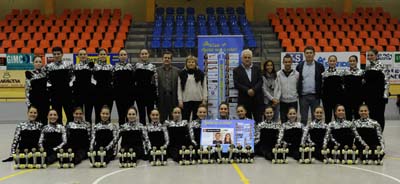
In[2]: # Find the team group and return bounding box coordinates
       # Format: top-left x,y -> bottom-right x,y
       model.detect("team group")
3,46 -> 387,167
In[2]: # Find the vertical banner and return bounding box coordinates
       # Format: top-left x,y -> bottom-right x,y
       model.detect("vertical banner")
0,54 -> 6,70
201,119 -> 255,152
281,52 -> 360,71
198,35 -> 244,119
6,54 -> 34,70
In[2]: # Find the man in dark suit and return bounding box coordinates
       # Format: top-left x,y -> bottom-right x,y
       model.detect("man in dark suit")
296,46 -> 325,125
233,49 -> 264,123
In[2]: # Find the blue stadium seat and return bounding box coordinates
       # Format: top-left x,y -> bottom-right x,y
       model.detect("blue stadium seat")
162,40 -> 172,48
151,40 -> 161,49
236,7 -> 245,15
185,40 -> 196,48
227,7 -> 235,15
187,7 -> 195,15
174,40 -> 184,49
216,7 -> 225,15
206,7 -> 214,15
176,7 -> 185,15
166,7 -> 174,15
156,8 -> 164,16
247,39 -> 257,48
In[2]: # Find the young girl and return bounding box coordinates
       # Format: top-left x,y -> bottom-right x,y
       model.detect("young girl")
65,107 -> 91,165
135,49 -> 158,125
118,107 -> 150,161
189,104 -> 207,147
224,133 -> 233,144
73,49 -> 95,123
254,106 -> 283,160
236,105 -> 249,120
178,55 -> 207,121
364,48 -> 389,131
113,49 -> 135,124
353,104 -> 384,161
165,107 -> 192,162
93,48 -> 114,123
282,107 -> 303,160
323,105 -> 364,162
3,106 -> 43,162
90,105 -> 118,165
321,55 -> 344,123
301,106 -> 329,161
147,109 -> 169,158
218,102 -> 229,120
38,109 -> 67,164
25,56 -> 49,123
343,55 -> 364,120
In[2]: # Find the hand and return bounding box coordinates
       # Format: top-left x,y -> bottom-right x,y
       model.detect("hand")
53,147 -> 58,152
272,99 -> 279,105
179,102 -> 184,109
247,89 -> 255,97
202,100 -> 207,106
25,71 -> 33,79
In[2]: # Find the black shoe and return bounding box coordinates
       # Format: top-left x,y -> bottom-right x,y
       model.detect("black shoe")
2,157 -> 13,162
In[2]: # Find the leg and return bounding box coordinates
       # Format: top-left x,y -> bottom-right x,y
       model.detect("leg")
137,99 -> 147,125
62,93 -> 74,123
310,96 -> 321,122
280,102 -> 289,123
84,97 -> 94,124
182,102 -> 191,121
115,99 -> 126,124
299,96 -> 310,125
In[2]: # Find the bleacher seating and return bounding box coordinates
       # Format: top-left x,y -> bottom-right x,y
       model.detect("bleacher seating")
151,6 -> 256,53
268,7 -> 399,63
0,8 -> 132,54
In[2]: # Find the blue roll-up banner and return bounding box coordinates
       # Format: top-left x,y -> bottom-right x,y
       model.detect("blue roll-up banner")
198,35 -> 244,119
200,119 -> 255,152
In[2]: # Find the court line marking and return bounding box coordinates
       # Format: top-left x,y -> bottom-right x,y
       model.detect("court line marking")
0,169 -> 34,182
339,165 -> 400,183
232,163 -> 250,184
386,156 -> 400,161
92,163 -> 157,184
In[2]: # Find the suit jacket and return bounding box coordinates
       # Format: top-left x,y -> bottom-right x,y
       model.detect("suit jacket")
296,61 -> 325,98
233,65 -> 264,105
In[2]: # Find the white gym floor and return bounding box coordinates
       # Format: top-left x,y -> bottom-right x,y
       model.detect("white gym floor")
0,102 -> 399,184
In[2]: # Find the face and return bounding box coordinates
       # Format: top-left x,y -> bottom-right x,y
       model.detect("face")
28,107 -> 38,121
100,108 -> 110,122
242,52 -> 252,67
127,109 -> 137,122
359,106 -> 369,119
33,57 -> 42,70
367,51 -> 377,62
265,62 -> 274,73
283,58 -> 292,70
186,59 -> 196,70
73,109 -> 83,121
52,51 -> 63,62
219,104 -> 229,118
314,108 -> 324,121
197,107 -> 207,120
48,110 -> 58,124
98,50 -> 107,61
225,134 -> 231,139
348,56 -> 358,69
140,49 -> 149,62
150,110 -> 160,122
162,54 -> 172,65
304,49 -> 315,62
172,107 -> 181,121
264,108 -> 274,121
215,133 -> 221,140
328,56 -> 337,68
119,50 -> 128,62
335,106 -> 346,119
287,109 -> 297,122
78,50 -> 88,62
237,106 -> 247,119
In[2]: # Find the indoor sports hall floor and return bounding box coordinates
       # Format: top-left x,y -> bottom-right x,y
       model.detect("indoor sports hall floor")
0,103 -> 399,184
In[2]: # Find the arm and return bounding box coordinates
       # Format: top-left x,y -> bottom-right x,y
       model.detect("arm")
233,68 -> 250,93
10,123 -> 22,155
202,76 -> 208,103
254,125 -> 260,144
142,127 -> 151,154
277,126 -> 284,145
163,126 -> 169,148
188,123 -> 197,146
89,126 -> 96,150
353,126 -> 367,147
300,126 -> 309,145
25,77 -> 31,107
106,124 -> 119,151
375,123 -> 385,150
38,129 -> 45,149
177,76 -> 183,105
253,69 -> 263,92
274,74 -> 281,100
262,76 -> 274,101
54,125 -> 67,150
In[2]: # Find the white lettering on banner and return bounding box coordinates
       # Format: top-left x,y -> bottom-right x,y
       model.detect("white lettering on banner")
281,52 -> 361,70
367,52 -> 400,84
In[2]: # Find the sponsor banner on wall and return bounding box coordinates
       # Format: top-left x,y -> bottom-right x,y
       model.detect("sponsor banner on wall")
367,52 -> 400,84
74,53 -> 119,65
0,54 -> 6,70
0,70 -> 25,87
6,54 -> 34,70
281,52 -> 361,71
